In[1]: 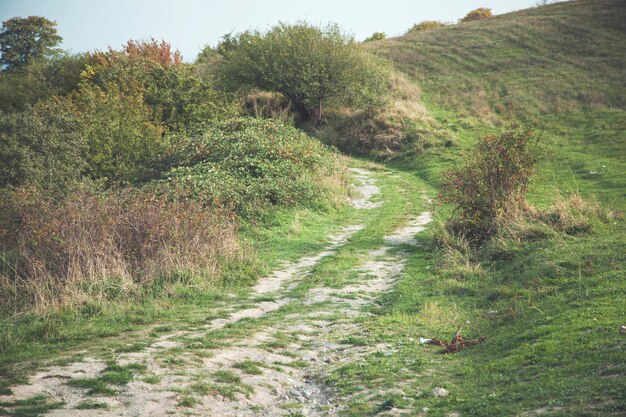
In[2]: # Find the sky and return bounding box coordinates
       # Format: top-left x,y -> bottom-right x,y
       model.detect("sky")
0,0 -> 539,61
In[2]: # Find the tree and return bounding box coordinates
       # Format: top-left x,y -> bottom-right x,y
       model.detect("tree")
0,16 -> 62,70
84,39 -> 237,134
215,23 -> 389,124
364,32 -> 386,42
0,99 -> 85,192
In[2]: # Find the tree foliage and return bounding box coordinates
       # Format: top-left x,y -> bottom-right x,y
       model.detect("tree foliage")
0,16 -> 62,69
0,54 -> 85,112
84,39 -> 237,134
0,100 -> 84,192
212,23 -> 389,123
364,32 -> 386,42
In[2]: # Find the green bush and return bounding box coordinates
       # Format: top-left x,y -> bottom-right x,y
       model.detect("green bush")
439,129 -> 540,238
84,41 -> 237,134
460,8 -> 493,23
0,100 -> 85,193
0,55 -> 86,113
364,32 -> 386,42
159,117 -> 345,218
73,82 -> 171,185
214,23 -> 389,123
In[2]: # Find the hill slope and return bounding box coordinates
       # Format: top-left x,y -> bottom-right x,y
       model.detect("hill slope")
324,2 -> 626,416
374,0 -> 626,121
361,0 -> 626,207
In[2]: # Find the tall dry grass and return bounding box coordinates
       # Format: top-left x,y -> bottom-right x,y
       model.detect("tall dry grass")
0,187 -> 239,312
432,192 -> 618,280
318,71 -> 437,157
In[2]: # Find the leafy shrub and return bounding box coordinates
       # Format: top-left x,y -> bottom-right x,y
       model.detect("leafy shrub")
0,100 -> 85,193
460,8 -> 493,23
406,21 -> 446,34
160,117 -> 347,218
74,82 -> 170,185
0,186 -> 238,310
439,129 -> 540,238
0,55 -> 86,113
364,32 -> 386,42
432,191 -> 616,281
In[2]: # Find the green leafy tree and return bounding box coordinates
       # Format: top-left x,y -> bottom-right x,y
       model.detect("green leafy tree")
75,82 -> 168,184
364,32 -> 386,42
0,54 -> 86,112
0,16 -> 62,69
215,23 -> 389,124
84,39 -> 237,134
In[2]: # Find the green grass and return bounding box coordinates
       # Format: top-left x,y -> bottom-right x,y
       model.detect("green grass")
233,360 -> 264,375
0,3 -> 624,414
177,395 -> 198,407
142,375 -> 160,384
66,362 -> 147,396
321,3 -> 626,413
74,400 -> 109,410
0,395 -> 64,417
212,370 -> 241,384
373,0 -> 626,122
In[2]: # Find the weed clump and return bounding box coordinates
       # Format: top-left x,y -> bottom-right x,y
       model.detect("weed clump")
162,117 -> 348,218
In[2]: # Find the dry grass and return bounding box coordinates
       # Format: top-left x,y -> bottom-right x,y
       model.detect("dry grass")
241,91 -> 295,125
0,187 -> 240,312
317,70 -> 438,157
433,192 -> 616,280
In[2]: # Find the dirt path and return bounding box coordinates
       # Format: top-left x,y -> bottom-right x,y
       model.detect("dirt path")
1,167 -> 431,417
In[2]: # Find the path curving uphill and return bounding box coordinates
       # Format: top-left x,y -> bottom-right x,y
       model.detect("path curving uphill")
1,165 -> 431,417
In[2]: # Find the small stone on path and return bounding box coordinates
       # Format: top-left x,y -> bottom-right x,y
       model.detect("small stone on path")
432,387 -> 449,397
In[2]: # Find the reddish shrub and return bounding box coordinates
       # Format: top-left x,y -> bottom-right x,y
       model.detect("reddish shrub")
439,129 -> 540,238
0,187 -> 238,309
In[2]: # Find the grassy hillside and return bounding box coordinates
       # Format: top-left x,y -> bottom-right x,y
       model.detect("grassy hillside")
374,0 -> 626,122
365,0 -> 626,209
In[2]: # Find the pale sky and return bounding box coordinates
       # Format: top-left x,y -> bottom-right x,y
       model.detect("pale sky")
0,0 -> 539,61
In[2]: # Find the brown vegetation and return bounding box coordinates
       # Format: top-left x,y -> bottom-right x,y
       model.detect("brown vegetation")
0,187 -> 239,311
